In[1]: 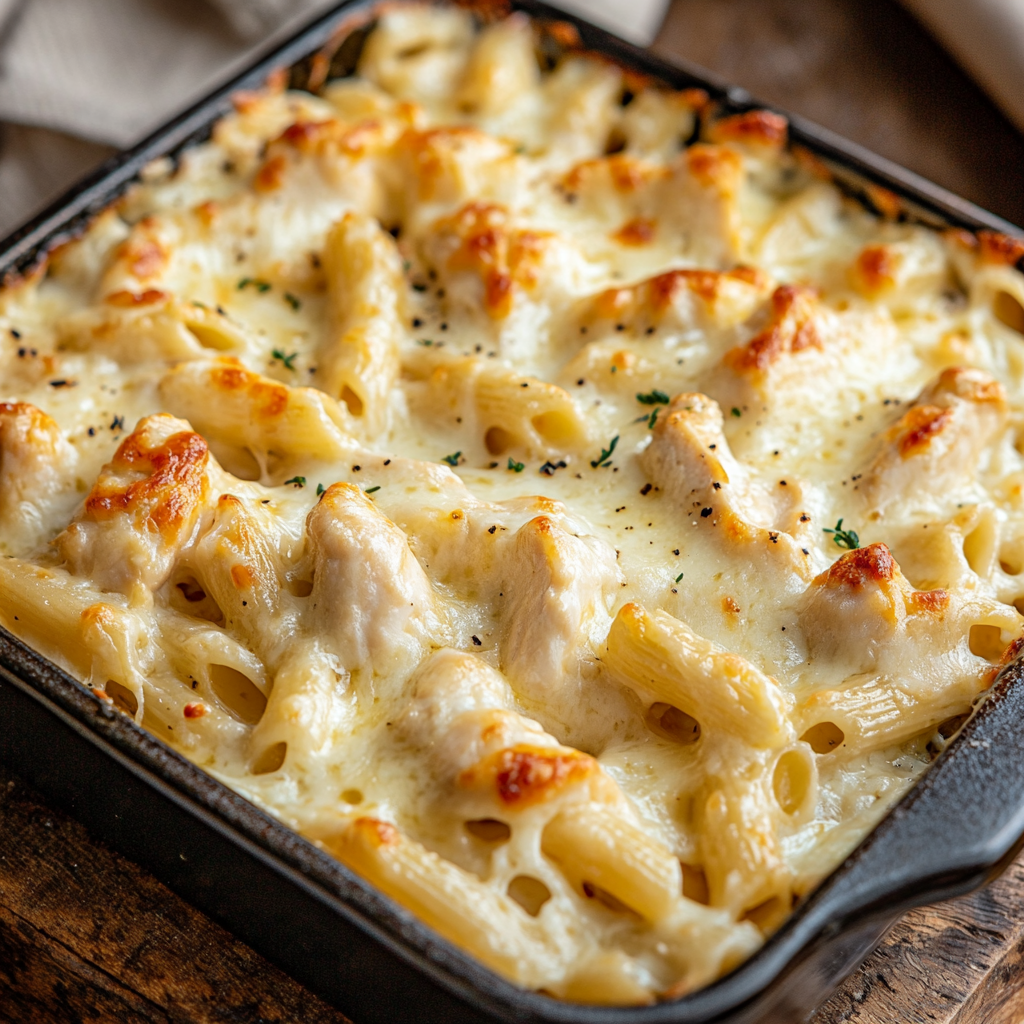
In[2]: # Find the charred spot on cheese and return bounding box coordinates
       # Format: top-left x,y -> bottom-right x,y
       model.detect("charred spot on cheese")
724,285 -> 820,375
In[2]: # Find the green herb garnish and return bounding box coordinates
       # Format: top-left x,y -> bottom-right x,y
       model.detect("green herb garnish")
285,476 -> 306,488
283,292 -> 301,311
636,389 -> 670,406
731,407 -> 742,417
272,348 -> 298,369
365,485 -> 381,494
316,483 -> 325,496
591,435 -> 619,468
647,408 -> 660,429
238,277 -> 271,293
442,451 -> 462,467
824,519 -> 860,550
507,457 -> 525,472
674,572 -> 684,583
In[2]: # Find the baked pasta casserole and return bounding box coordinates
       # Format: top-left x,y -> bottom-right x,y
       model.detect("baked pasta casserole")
2,3 -> 1024,1004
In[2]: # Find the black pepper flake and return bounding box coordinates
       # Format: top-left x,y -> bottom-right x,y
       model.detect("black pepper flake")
16,347 -> 25,357
471,635 -> 482,646
10,328 -> 21,339
111,415 -> 125,431
712,481 -> 721,490
352,465 -> 361,472
779,480 -> 787,486
539,459 -> 566,476
802,548 -> 809,555
488,525 -> 498,535
412,317 -> 423,328
49,379 -> 76,388
615,323 -> 625,331
615,506 -> 626,512
640,483 -> 652,495
87,427 -> 95,437
700,507 -> 713,518
769,531 -> 779,543
577,378 -> 585,386
800,513 -> 810,522
673,549 -> 680,556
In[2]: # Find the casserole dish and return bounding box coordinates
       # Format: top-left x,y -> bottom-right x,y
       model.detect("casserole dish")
2,1 -> 1024,1020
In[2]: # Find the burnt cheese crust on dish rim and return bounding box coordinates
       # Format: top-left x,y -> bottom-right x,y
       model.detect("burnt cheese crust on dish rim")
1,2 -> 1023,1006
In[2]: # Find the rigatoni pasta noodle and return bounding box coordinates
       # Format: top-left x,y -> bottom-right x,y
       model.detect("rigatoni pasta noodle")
0,3 -> 1022,1004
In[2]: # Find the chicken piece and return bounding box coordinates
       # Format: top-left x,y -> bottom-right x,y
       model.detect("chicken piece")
0,403 -> 77,555
864,367 -> 1006,515
306,482 -> 440,678
56,414 -> 214,597
498,515 -> 621,705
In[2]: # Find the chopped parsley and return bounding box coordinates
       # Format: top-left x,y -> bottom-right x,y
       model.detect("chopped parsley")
674,572 -> 684,583
507,457 -> 525,472
636,389 -> 670,405
238,277 -> 271,293
316,483 -> 325,496
731,407 -> 742,417
591,435 -> 619,468
364,485 -> 381,494
824,518 -> 860,550
442,451 -> 462,467
272,348 -> 298,370
646,408 -> 660,430
285,476 -> 306,488
110,415 -> 125,431
283,292 -> 302,311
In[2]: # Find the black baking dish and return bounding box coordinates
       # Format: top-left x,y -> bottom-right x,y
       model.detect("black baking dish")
2,3 -> 1024,1022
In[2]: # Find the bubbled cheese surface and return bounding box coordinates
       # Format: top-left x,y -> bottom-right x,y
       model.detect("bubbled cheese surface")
1,5 -> 1023,1004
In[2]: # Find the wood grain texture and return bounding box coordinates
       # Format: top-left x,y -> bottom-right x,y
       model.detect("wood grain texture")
0,765 -> 350,1024
811,860 -> 1024,1023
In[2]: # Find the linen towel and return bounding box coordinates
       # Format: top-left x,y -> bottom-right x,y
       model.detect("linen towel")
898,0 -> 1024,135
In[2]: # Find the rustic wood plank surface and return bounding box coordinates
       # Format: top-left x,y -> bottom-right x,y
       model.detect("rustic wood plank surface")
5,0 -> 1024,1021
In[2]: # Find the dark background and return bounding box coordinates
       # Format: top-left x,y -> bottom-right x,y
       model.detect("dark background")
655,0 -> 1024,228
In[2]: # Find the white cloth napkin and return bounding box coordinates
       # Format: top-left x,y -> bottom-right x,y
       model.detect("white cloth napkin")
0,0 -> 337,148
898,0 -> 1024,135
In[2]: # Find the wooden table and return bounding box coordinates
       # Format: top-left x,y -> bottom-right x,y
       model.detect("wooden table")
5,0 -> 1024,1020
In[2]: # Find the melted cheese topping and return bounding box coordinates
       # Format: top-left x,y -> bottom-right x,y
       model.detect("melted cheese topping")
2,6 -> 1024,1004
